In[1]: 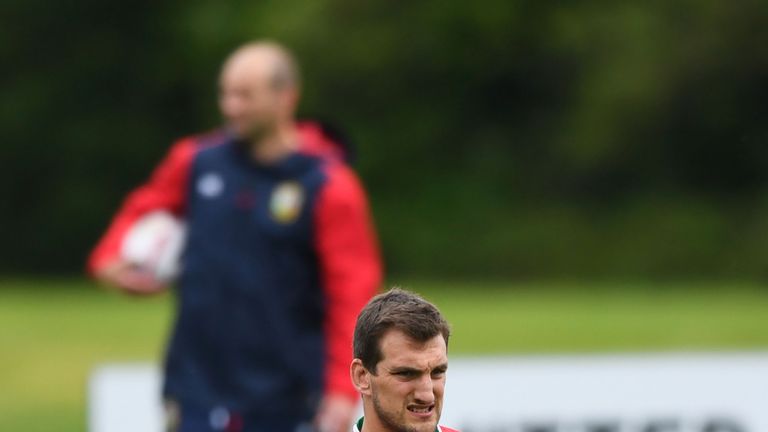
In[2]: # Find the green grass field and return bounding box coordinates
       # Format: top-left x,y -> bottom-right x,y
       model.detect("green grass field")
2,278 -> 768,431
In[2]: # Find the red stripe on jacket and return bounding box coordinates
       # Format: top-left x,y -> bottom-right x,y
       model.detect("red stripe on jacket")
314,161 -> 382,399
87,136 -> 196,275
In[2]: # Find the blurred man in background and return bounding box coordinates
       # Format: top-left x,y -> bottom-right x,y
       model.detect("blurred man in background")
89,41 -> 382,432
350,289 -> 458,432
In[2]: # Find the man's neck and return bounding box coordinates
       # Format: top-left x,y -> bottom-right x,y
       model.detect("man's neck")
249,122 -> 298,164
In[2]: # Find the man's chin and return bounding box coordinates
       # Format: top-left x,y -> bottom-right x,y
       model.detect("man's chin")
403,415 -> 438,432
229,129 -> 257,142
227,124 -> 268,141
406,420 -> 438,432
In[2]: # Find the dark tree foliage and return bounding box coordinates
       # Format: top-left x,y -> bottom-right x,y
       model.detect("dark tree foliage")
2,1 -> 768,278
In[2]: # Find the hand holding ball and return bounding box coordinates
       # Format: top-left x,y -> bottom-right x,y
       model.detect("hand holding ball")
120,211 -> 186,285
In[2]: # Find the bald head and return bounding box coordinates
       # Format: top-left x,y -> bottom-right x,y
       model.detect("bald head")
222,41 -> 300,92
218,41 -> 301,142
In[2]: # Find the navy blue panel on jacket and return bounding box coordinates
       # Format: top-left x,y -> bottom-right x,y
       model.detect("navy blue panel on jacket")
163,136 -> 329,419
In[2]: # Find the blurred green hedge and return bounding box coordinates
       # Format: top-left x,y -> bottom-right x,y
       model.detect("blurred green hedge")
3,1 -> 768,278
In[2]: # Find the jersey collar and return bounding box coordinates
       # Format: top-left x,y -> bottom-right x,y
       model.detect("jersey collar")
355,417 -> 442,432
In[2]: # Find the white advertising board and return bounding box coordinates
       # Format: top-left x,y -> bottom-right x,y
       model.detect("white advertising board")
441,353 -> 768,432
89,352 -> 768,432
89,364 -> 164,432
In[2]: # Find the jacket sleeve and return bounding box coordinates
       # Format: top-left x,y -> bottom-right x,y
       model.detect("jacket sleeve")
314,163 -> 383,400
87,137 -> 196,275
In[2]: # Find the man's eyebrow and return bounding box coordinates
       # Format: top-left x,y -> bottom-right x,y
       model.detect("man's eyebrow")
388,363 -> 449,374
388,366 -> 421,374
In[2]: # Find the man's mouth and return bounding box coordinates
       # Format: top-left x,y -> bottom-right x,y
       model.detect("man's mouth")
407,404 -> 435,417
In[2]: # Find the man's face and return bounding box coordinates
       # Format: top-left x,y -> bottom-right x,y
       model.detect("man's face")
218,59 -> 284,141
368,330 -> 448,432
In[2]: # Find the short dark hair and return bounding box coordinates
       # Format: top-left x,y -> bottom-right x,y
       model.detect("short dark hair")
353,288 -> 451,373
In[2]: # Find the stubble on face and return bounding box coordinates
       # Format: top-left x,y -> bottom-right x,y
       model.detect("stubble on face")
372,388 -> 422,432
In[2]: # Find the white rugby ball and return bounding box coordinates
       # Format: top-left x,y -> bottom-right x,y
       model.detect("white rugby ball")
120,211 -> 186,283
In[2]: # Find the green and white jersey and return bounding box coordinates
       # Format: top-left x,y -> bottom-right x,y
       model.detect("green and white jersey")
353,417 -> 459,432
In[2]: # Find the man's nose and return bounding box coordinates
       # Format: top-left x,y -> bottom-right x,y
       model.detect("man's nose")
412,375 -> 436,404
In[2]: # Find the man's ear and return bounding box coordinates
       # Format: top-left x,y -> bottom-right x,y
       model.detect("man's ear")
350,358 -> 373,396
